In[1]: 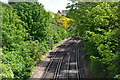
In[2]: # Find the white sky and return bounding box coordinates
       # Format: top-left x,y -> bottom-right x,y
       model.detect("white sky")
39,0 -> 72,13
0,0 -> 72,13
0,0 -> 8,3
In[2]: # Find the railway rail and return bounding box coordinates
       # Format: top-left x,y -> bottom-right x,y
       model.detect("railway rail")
40,38 -> 86,80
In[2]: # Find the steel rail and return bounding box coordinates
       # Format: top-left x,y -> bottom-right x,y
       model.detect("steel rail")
41,38 -> 86,80
53,54 -> 65,80
40,39 -> 70,67
41,38 -> 72,80
77,43 -> 83,79
78,45 -> 86,79
65,39 -> 79,80
77,42 -> 86,79
76,41 -> 80,80
66,47 -> 71,80
53,40 -> 76,80
66,41 -> 76,80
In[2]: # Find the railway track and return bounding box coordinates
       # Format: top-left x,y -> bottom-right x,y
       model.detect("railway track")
53,39 -> 76,80
41,38 -> 86,80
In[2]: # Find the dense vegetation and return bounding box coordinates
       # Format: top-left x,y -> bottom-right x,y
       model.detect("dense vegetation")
1,1 -> 68,79
67,2 -> 120,78
1,0 -> 120,79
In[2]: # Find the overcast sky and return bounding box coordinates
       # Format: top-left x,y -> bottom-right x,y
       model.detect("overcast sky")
0,0 -> 72,13
39,0 -> 72,13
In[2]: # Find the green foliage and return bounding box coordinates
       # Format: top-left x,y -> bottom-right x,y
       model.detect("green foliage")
11,2 -> 51,42
1,2 -> 30,79
67,2 -> 120,78
49,13 -> 68,43
1,1 -> 68,79
2,52 -> 34,79
0,62 -> 14,79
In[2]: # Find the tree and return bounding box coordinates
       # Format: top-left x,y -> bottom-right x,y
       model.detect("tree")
67,2 -> 120,78
10,2 -> 51,42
